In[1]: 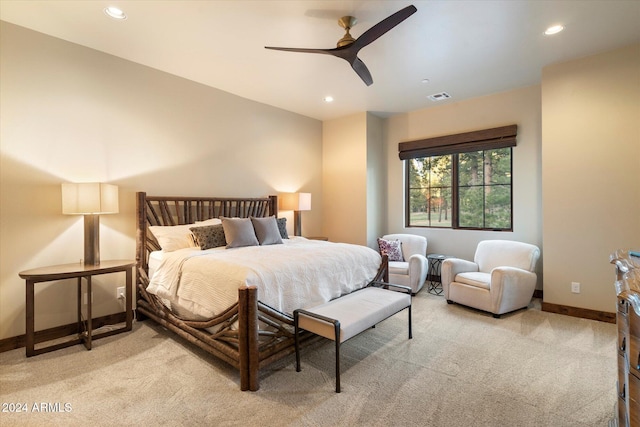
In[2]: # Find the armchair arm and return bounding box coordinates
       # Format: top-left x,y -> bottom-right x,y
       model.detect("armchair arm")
441,258 -> 478,298
490,267 -> 537,314
408,254 -> 429,292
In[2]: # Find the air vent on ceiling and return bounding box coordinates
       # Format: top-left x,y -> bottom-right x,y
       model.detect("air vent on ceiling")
427,92 -> 451,102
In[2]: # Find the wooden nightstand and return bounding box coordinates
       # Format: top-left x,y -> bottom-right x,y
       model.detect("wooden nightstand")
19,260 -> 135,357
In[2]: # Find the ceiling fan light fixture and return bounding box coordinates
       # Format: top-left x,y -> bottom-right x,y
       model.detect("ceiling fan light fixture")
104,6 -> 127,20
544,24 -> 564,35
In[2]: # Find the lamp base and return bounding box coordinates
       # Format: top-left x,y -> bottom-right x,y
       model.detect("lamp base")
293,211 -> 302,237
84,214 -> 100,265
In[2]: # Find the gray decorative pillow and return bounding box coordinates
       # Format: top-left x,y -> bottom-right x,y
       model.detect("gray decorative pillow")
221,217 -> 259,248
190,224 -> 226,250
276,217 -> 289,239
251,216 -> 283,245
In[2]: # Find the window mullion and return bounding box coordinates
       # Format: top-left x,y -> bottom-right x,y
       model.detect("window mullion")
404,161 -> 410,227
452,154 -> 459,228
482,150 -> 487,229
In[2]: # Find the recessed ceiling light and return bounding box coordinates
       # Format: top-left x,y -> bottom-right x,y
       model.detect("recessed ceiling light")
323,96 -> 334,103
421,78 -> 430,84
544,25 -> 564,35
104,6 -> 127,20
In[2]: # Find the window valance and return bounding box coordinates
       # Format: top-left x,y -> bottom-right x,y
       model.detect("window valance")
398,124 -> 518,160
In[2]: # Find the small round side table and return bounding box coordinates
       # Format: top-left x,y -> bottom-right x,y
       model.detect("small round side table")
426,254 -> 451,295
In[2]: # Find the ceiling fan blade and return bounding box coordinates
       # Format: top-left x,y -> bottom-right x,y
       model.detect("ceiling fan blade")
351,57 -> 373,86
266,44 -> 372,85
264,46 -> 333,55
352,5 -> 417,50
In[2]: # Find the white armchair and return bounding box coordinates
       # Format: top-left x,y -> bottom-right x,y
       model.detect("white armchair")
380,234 -> 429,294
441,240 -> 540,318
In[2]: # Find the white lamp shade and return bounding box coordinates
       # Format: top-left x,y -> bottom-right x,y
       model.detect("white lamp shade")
62,183 -> 119,214
280,192 -> 311,211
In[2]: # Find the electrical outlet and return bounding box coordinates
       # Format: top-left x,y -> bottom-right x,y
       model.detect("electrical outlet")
116,286 -> 125,300
571,282 -> 581,294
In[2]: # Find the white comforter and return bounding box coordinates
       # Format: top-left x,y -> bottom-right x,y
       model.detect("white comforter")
146,237 -> 382,320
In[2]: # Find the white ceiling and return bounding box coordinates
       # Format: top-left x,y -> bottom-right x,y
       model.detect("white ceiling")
1,1 -> 639,121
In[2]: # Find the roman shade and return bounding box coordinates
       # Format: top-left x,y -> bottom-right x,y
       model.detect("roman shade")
398,124 -> 517,160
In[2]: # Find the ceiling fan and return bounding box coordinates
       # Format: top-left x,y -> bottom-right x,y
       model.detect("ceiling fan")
265,5 -> 417,86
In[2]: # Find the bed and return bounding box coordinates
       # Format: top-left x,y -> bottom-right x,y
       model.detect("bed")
135,192 -> 388,391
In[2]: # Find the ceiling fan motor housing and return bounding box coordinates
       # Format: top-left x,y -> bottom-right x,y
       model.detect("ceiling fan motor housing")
337,16 -> 357,47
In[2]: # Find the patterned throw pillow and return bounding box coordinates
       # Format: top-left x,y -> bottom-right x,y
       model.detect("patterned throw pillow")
190,224 -> 227,250
377,238 -> 404,262
276,217 -> 289,239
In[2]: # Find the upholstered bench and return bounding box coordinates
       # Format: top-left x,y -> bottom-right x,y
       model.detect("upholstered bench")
293,283 -> 412,392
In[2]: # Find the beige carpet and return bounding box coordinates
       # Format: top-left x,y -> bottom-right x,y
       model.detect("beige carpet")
0,291 -> 617,426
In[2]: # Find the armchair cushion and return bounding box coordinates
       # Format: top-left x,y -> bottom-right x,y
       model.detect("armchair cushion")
455,272 -> 491,290
388,261 -> 409,276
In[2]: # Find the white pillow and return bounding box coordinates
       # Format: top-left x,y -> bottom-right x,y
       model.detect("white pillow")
149,224 -> 198,252
149,218 -> 222,252
195,218 -> 222,226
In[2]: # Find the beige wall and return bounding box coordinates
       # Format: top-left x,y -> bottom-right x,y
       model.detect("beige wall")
541,43 -> 640,312
322,112 -> 386,248
366,113 -> 385,248
384,86 -> 543,278
0,22 -> 322,340
322,113 -> 368,244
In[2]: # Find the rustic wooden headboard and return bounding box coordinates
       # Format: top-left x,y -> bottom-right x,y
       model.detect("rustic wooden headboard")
135,192 -> 277,276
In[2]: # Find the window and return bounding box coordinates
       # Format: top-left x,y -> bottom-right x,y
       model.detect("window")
408,155 -> 452,227
400,125 -> 516,231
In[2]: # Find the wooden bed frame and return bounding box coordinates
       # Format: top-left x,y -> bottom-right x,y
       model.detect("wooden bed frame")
135,192 -> 388,391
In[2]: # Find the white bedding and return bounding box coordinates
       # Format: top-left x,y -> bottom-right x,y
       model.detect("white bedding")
148,250 -> 164,278
146,237 -> 382,320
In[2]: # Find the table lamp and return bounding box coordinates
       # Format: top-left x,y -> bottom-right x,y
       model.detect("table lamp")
62,183 -> 119,265
280,192 -> 311,236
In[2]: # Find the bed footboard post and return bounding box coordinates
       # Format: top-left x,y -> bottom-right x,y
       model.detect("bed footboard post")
371,255 -> 389,284
238,286 -> 260,391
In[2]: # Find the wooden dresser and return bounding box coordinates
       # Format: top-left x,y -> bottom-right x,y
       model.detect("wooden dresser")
612,250 -> 640,427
